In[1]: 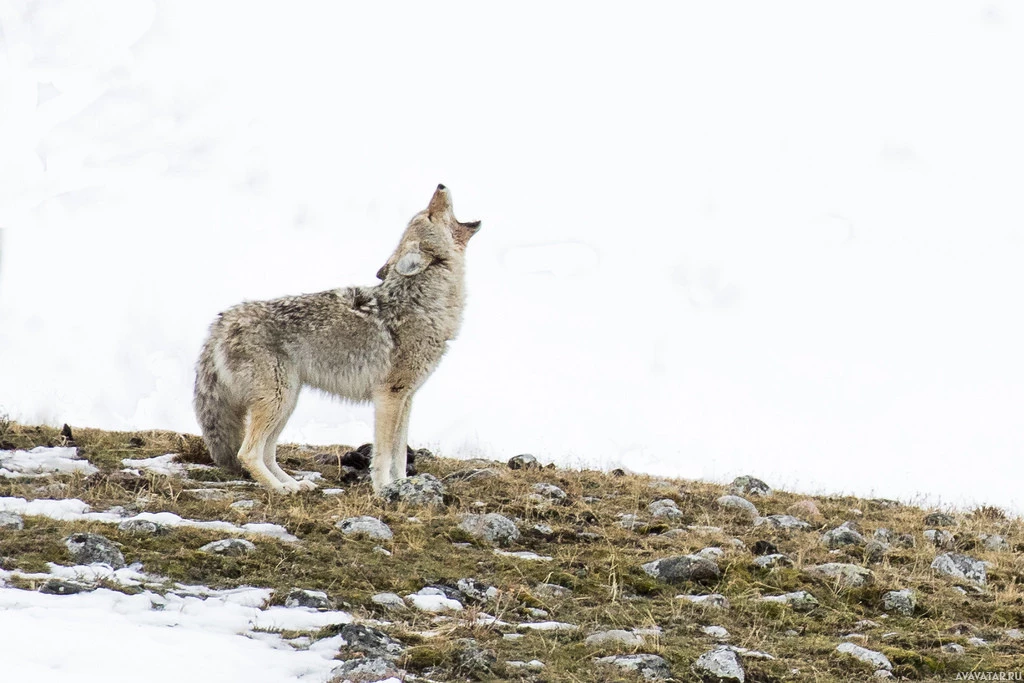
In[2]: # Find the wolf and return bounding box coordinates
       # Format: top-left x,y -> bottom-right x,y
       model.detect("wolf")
193,185 -> 480,494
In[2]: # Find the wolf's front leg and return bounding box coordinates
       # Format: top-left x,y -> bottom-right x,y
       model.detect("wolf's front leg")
371,391 -> 403,493
390,393 -> 414,482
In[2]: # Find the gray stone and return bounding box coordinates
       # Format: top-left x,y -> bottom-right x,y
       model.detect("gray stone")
0,511 -> 24,529
1005,628 -> 1024,641
379,473 -> 445,507
336,516 -> 393,540
230,499 -> 256,511
692,646 -> 744,682
759,591 -> 819,612
753,554 -> 793,569
678,593 -> 730,609
924,529 -> 955,548
967,637 -> 989,647
284,588 -> 332,610
184,488 -> 231,501
697,547 -> 725,561
715,495 -> 759,520
585,629 -> 644,648
508,454 -> 539,470
617,513 -> 642,530
942,643 -> 965,654
444,467 -> 500,483
117,519 -> 165,535
532,523 -> 555,537
923,512 -> 956,527
456,578 -> 498,603
836,642 -> 892,671
506,660 -> 545,671
703,626 -> 730,640
370,592 -> 407,610
331,657 -> 403,680
865,540 -> 890,564
533,583 -> 572,599
873,528 -> 893,542
648,499 -> 684,520
805,563 -> 874,587
596,653 -> 672,680
458,513 -> 520,546
822,526 -> 866,549
931,553 -> 987,584
340,623 -> 405,659
874,671 -> 894,679
455,637 -> 496,673
881,589 -> 916,616
642,555 -> 721,585
64,533 -> 125,568
979,533 -> 1010,551
531,483 -> 567,501
39,578 -> 94,595
730,476 -> 772,497
199,538 -> 255,556
754,515 -> 810,530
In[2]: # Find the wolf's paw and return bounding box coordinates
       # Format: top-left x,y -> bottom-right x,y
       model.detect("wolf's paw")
296,479 -> 318,492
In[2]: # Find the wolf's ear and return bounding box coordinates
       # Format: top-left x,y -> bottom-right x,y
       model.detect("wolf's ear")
375,263 -> 390,280
394,241 -> 427,277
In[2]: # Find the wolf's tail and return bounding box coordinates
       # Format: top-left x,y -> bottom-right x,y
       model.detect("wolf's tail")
193,338 -> 245,472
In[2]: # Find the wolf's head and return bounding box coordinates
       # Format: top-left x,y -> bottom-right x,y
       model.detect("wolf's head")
376,185 -> 481,280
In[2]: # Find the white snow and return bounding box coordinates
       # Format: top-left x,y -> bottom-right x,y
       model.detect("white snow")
121,453 -> 188,477
405,589 -> 463,613
0,446 -> 99,478
517,621 -> 579,632
494,550 -> 553,562
0,496 -> 297,541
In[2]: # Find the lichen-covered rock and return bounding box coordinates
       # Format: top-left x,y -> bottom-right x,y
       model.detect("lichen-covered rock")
678,593 -> 730,609
508,454 -> 539,470
533,583 -> 572,599
596,653 -> 672,680
730,476 -> 771,497
715,495 -> 759,520
648,499 -> 684,520
530,483 -> 567,502
836,642 -> 892,671
456,578 -> 499,603
923,511 -> 956,527
340,623 -> 405,659
331,657 -> 403,680
39,578 -> 95,595
881,589 -> 916,616
759,591 -> 819,612
931,553 -> 987,584
64,533 -> 125,568
754,515 -> 810,530
379,473 -> 445,507
199,538 -> 255,556
753,554 -> 793,569
865,540 -> 890,564
978,533 -> 1009,551
284,588 -> 332,610
924,529 -> 955,548
585,629 -> 644,648
692,646 -> 744,682
642,555 -> 721,585
703,626 -> 730,640
117,519 -> 166,535
805,563 -> 874,587
0,511 -> 25,529
458,513 -> 520,546
455,637 -> 497,673
336,516 -> 393,540
822,526 -> 866,549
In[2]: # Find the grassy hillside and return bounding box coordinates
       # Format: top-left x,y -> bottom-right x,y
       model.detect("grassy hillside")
1,421 -> 1023,681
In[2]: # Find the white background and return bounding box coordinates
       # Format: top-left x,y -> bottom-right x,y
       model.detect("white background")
2,1 -> 1022,512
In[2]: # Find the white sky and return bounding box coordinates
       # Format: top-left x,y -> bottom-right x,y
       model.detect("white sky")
1,1 -> 1022,511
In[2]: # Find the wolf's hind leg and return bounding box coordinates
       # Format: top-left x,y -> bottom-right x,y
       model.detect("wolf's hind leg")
371,391 -> 404,493
260,386 -> 313,493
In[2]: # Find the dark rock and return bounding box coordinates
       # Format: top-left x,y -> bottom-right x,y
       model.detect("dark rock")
730,475 -> 771,497
340,623 -> 404,659
40,578 -> 94,595
611,468 -> 626,477
284,588 -> 332,610
923,512 -> 956,527
64,533 -> 125,568
822,526 -> 867,549
642,555 -> 721,585
127,436 -> 145,448
751,540 -> 779,556
508,453 -> 539,470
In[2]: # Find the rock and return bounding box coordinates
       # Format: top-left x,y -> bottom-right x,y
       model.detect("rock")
836,642 -> 892,671
373,545 -> 391,556
874,671 -> 894,679
642,555 -> 721,585
703,626 -> 730,640
530,483 -> 567,502
456,578 -> 498,603
596,653 -> 672,680
923,512 -> 956,526
335,516 -> 393,540
730,476 -> 771,497
532,523 -> 555,537
117,519 -> 165,535
611,468 -> 626,477
64,533 -> 125,568
533,583 -> 572,599
331,657 -> 403,680
0,511 -> 24,529
923,529 -> 955,548
715,495 -> 759,520
854,619 -> 881,630
805,563 -> 874,587
379,473 -> 445,507
524,607 -> 548,618
967,637 -> 988,647
648,499 -> 684,520
455,638 -> 497,673
979,533 -> 1009,551
585,629 -> 644,648
444,467 -> 501,483
786,499 -> 823,523
230,499 -> 256,511
754,515 -> 810,530
881,589 -> 916,616
457,513 -> 520,546
678,594 -> 730,609
822,526 -> 866,549
759,591 -> 819,612
697,547 -> 725,560
873,528 -> 892,542
508,454 -> 539,470
1005,628 -> 1023,641
284,588 -> 332,610
405,587 -> 463,612
39,578 -> 94,595
370,592 -> 407,611
865,540 -> 890,564
506,660 -> 545,671
617,514 -> 642,530
184,488 -> 231,501
931,553 -> 987,584
842,633 -> 868,644
753,554 -> 792,569
199,538 -> 255,556
942,643 -> 965,654
751,540 -> 779,556
692,646 -> 744,682
340,623 -> 405,659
